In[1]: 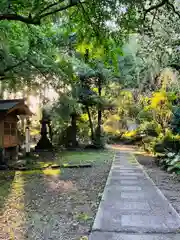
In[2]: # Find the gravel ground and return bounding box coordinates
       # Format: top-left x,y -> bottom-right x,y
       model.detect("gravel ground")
136,153 -> 180,214
0,150 -> 113,240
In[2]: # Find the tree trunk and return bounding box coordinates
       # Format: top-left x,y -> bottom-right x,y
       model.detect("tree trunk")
97,109 -> 102,137
86,105 -> 94,141
96,76 -> 102,143
48,123 -> 53,143
71,114 -> 78,148
0,82 -> 4,99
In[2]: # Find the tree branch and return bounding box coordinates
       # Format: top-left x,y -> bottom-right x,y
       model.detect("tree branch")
39,1 -> 78,19
0,13 -> 41,24
167,1 -> 180,19
0,1 -> 79,25
79,1 -> 100,38
151,9 -> 158,28
143,0 -> 168,20
3,59 -> 27,73
143,0 -> 180,21
0,75 -> 16,81
0,75 -> 6,81
27,59 -> 50,80
0,58 -> 27,81
38,0 -> 65,15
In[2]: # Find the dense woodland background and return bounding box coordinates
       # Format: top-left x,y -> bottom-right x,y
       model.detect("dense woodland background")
0,0 -> 180,172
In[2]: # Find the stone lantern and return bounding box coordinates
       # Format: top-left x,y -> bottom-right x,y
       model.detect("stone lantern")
35,108 -> 53,151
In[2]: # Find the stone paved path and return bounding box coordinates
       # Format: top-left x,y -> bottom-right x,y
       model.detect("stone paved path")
89,151 -> 180,240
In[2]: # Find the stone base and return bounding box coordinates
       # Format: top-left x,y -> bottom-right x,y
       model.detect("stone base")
35,135 -> 53,151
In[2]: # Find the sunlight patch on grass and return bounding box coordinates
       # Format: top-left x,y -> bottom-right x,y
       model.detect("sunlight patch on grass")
18,168 -> 61,176
75,212 -> 92,222
1,171 -> 25,239
21,170 -> 42,175
38,162 -> 52,168
80,237 -> 88,240
42,168 -> 61,176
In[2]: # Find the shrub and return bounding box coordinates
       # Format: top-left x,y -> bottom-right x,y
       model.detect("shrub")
122,130 -> 137,138
139,121 -> 162,137
159,153 -> 180,174
153,130 -> 180,154
141,136 -> 157,153
92,127 -> 106,149
120,129 -> 143,145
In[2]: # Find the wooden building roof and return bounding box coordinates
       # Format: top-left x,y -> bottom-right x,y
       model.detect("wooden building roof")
0,99 -> 32,120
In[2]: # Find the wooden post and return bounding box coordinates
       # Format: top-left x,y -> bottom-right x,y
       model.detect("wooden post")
0,148 -> 5,165
25,126 -> 30,156
0,121 -> 5,166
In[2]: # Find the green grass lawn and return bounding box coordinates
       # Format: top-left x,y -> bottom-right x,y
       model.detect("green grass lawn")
22,149 -> 114,169
57,149 -> 114,165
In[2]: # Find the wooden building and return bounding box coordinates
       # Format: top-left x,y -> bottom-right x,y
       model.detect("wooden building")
0,99 -> 32,163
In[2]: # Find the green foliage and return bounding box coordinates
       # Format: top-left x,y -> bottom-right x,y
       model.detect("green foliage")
122,130 -> 137,138
139,121 -> 162,137
159,154 -> 180,174
153,130 -> 180,154
120,129 -> 143,145
109,86 -> 180,159
116,90 -> 140,123
143,91 -> 174,130
92,127 -> 106,149
0,0 -> 143,84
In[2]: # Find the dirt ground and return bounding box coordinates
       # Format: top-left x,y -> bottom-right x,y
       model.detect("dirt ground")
136,153 -> 180,214
0,150 -> 113,240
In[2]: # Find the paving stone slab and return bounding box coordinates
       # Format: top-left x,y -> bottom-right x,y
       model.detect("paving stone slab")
120,192 -> 154,200
99,199 -> 174,217
106,181 -> 143,190
101,188 -> 153,202
110,172 -> 139,179
110,175 -> 147,181
93,211 -> 180,232
111,168 -> 144,174
121,215 -> 180,230
102,189 -> 153,200
115,172 -> 145,176
120,180 -> 144,185
113,168 -> 140,171
100,200 -> 151,211
111,170 -> 143,174
89,232 -> 180,240
113,168 -> 136,172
